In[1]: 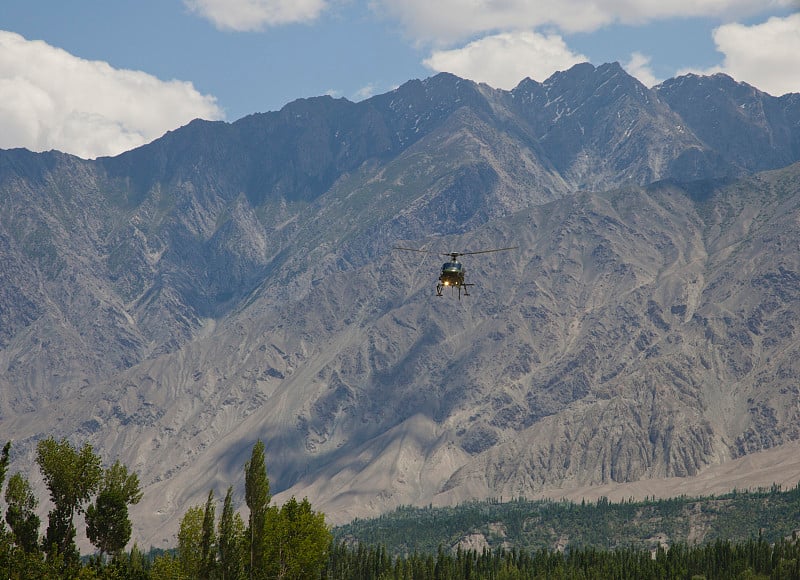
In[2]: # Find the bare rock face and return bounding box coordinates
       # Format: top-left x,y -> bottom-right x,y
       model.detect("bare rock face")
2,64 -> 800,547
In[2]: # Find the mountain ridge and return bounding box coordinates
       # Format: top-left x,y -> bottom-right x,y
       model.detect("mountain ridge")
2,63 -> 800,548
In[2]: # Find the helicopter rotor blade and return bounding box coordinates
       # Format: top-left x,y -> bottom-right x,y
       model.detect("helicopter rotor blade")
393,246 -> 437,254
395,246 -> 518,258
449,246 -> 519,257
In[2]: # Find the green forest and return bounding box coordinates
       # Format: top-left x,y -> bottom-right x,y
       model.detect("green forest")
335,485 -> 800,555
2,437 -> 800,579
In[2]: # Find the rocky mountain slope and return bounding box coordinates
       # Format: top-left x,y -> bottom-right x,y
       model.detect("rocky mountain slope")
1,63 -> 800,547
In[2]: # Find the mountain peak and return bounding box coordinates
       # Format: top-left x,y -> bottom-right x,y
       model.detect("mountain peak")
3,64 -> 800,549
656,69 -> 797,172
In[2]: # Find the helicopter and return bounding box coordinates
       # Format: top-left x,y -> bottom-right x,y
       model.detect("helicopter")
394,246 -> 518,299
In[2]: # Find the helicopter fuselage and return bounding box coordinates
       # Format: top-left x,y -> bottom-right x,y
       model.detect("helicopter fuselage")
439,261 -> 465,287
393,245 -> 516,299
438,261 -> 472,297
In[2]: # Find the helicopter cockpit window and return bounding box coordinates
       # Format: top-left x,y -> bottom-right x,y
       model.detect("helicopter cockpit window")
442,262 -> 462,272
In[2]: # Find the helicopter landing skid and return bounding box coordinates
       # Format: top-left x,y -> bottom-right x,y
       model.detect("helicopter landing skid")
436,283 -> 475,299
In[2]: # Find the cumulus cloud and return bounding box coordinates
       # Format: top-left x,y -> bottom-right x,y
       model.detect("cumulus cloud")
184,0 -> 327,31
378,0 -> 796,95
0,31 -> 223,159
709,13 -> 800,96
375,0 -> 794,43
353,83 -> 380,101
623,52 -> 659,88
376,0 -> 606,43
423,31 -> 588,89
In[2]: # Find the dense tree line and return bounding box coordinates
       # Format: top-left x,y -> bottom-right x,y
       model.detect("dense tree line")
0,437 -> 143,578
0,438 -> 331,579
324,535 -> 800,579
4,436 -> 800,579
169,440 -> 331,579
336,485 -> 800,556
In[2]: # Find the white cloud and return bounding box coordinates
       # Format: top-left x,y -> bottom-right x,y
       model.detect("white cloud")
623,52 -> 659,88
375,0 -> 795,43
423,31 -> 588,89
184,0 -> 327,31
376,0 -> 606,43
709,13 -> 800,96
0,31 -> 223,159
353,83 -> 380,101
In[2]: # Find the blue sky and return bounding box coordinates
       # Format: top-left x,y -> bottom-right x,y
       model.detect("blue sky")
1,0 -> 798,159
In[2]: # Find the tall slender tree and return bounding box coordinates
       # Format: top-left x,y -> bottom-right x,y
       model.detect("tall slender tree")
35,436 -> 102,567
200,489 -> 217,579
85,460 -> 143,559
0,441 -> 9,535
261,497 -> 331,580
150,551 -> 186,580
4,472 -> 40,553
218,485 -> 245,580
0,441 -> 9,485
244,440 -> 270,579
178,505 -> 205,579
0,440 -> 11,574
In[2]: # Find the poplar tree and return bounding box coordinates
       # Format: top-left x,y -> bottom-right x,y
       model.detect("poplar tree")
4,472 -> 41,553
0,441 -> 9,488
200,489 -> 217,579
262,497 -> 331,580
0,441 -> 9,534
178,505 -> 204,579
35,436 -> 102,566
85,460 -> 143,558
218,485 -> 246,580
0,440 -> 10,572
244,440 -> 270,579
150,552 -> 186,580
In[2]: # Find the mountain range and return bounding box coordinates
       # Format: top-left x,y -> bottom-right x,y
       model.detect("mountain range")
2,62 -> 800,548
